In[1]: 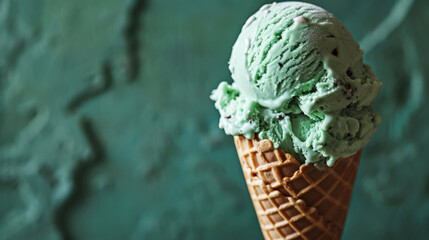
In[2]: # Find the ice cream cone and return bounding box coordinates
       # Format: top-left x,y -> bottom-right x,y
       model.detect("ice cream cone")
234,135 -> 361,240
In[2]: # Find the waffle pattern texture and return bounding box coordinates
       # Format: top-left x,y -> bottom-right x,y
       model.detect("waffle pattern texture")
234,136 -> 361,240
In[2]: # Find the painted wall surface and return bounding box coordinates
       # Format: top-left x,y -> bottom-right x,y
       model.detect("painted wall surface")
0,0 -> 428,239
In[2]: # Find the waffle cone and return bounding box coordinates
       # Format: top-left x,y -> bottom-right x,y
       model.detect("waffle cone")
234,135 -> 361,240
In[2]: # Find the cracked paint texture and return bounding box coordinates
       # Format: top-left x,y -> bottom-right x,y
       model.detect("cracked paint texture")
0,0 -> 428,239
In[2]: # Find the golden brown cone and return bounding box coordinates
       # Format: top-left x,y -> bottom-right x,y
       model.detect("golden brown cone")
234,135 -> 361,240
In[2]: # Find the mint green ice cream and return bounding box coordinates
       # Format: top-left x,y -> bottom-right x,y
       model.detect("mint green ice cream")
211,2 -> 382,167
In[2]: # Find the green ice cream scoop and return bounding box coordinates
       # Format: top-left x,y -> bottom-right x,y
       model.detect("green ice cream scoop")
211,2 -> 382,167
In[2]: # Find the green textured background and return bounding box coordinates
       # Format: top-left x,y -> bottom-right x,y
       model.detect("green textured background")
0,0 -> 428,239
